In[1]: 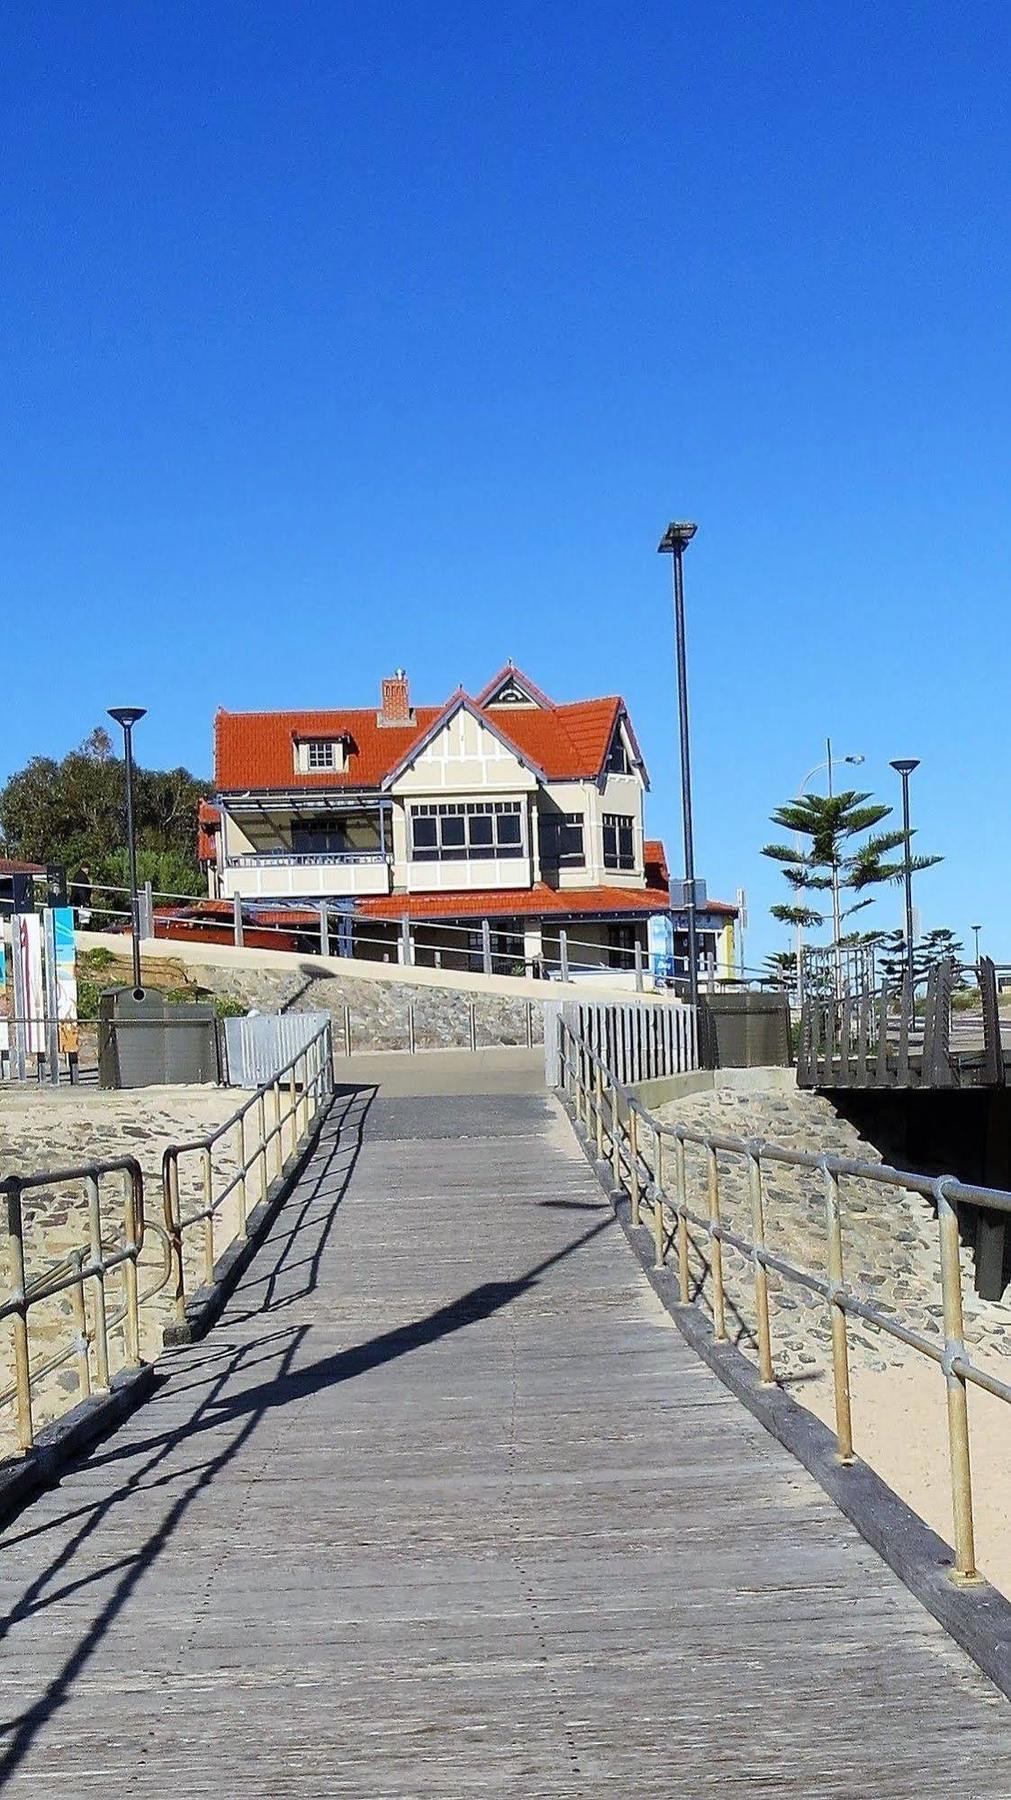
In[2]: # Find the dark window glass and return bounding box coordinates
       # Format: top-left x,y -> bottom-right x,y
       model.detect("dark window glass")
603,813 -> 635,871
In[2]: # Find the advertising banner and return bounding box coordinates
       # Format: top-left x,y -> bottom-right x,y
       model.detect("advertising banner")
0,928 -> 8,1054
52,906 -> 80,1056
647,912 -> 674,982
12,912 -> 45,1060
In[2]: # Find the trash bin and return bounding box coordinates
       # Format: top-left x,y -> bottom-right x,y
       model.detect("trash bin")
98,988 -> 221,1088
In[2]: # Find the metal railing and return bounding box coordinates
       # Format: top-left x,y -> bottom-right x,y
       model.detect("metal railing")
162,1018 -> 334,1326
556,1013 -> 1011,1585
0,1159 -> 172,1451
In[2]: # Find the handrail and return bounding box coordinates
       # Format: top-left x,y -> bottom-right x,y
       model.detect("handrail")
555,1013 -> 1011,1584
0,1157 -> 173,1451
161,1017 -> 334,1325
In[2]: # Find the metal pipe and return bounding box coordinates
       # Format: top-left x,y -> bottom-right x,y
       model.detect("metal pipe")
706,1144 -> 727,1340
936,1180 -> 978,1581
823,1164 -> 854,1463
670,537 -> 700,1012
747,1150 -> 774,1384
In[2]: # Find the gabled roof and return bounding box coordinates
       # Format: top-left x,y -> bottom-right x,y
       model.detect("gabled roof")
213,670 -> 644,793
379,693 -> 546,789
475,662 -> 555,710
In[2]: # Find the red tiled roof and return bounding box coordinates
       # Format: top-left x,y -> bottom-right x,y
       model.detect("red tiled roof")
213,671 -> 631,792
355,883 -> 737,923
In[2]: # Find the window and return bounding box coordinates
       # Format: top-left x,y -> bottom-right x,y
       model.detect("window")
296,738 -> 345,773
410,800 -> 525,862
606,734 -> 630,775
603,812 -> 635,871
538,811 -> 585,867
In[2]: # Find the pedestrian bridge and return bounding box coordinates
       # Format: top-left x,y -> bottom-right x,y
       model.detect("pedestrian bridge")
1,1048 -> 1010,1793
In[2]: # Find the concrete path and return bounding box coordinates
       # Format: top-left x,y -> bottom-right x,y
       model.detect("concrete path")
1,1058 -> 1009,1795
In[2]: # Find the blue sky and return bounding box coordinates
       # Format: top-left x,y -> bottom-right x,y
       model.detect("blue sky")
3,2 -> 1008,963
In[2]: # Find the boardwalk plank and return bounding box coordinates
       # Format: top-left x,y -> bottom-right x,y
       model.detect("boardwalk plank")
0,1073 -> 1008,1796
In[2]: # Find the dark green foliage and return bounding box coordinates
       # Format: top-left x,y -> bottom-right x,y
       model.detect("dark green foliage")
763,788 -> 941,942
0,726 -> 207,892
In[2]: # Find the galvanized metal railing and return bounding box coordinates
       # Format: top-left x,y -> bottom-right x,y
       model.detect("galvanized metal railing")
0,1159 -> 173,1452
556,1013 -> 1011,1585
162,1018 -> 334,1325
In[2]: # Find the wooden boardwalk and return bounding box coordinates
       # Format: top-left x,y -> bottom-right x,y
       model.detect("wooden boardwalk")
1,1054 -> 1009,1795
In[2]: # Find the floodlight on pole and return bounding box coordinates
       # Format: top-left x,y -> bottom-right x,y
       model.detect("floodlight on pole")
657,521 -> 700,1008
108,706 -> 148,995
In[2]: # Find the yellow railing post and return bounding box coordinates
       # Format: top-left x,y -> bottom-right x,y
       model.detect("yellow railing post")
823,1162 -> 854,1464
257,1091 -> 268,1204
69,1249 -> 91,1399
6,1180 -> 34,1452
86,1172 -> 110,1390
629,1107 -> 640,1225
936,1179 -> 978,1582
237,1113 -> 249,1238
675,1134 -> 690,1303
651,1129 -> 665,1268
273,1077 -> 283,1176
288,1066 -> 297,1157
165,1151 -> 186,1326
594,1063 -> 604,1160
122,1167 -> 141,1367
747,1147 -> 774,1384
706,1144 -> 727,1341
202,1146 -> 215,1283
610,1081 -> 622,1191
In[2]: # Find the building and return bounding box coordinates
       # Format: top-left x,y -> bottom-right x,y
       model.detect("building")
203,666 -> 737,982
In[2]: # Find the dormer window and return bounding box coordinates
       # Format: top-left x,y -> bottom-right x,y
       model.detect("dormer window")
295,737 -> 347,774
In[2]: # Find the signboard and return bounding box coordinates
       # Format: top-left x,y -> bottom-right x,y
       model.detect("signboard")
12,912 -> 45,1061
669,877 -> 707,911
648,912 -> 675,981
0,930 -> 8,1054
45,906 -> 79,1057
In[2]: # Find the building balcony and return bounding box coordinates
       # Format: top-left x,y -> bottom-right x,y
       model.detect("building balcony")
222,851 -> 393,900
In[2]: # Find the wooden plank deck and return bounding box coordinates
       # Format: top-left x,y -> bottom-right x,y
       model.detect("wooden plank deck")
1,1059 -> 1009,1795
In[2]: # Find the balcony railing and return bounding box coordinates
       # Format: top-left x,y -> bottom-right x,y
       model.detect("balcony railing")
226,851 -> 388,868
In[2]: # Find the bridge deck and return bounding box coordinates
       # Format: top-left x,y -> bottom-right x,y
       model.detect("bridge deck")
1,1053 -> 1009,1794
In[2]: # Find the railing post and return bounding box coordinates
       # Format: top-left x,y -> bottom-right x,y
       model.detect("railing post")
407,1003 -> 416,1055
823,1162 -> 853,1463
634,942 -> 644,992
628,1107 -> 640,1226
233,893 -> 244,948
747,1147 -> 774,1384
936,1179 -> 978,1581
400,914 -> 413,966
481,918 -> 492,976
706,1144 -> 727,1341
288,1065 -> 297,1156
319,906 -> 331,959
165,1152 -> 186,1325
203,1146 -> 215,1283
5,1180 -> 34,1451
86,1172 -> 110,1390
525,1001 -> 534,1050
651,1129 -> 665,1268
468,1000 -> 477,1052
237,1114 -> 249,1237
676,1135 -> 690,1303
122,1166 -> 141,1367
610,1080 -> 622,1191
594,1062 -> 604,1160
272,1077 -> 283,1176
343,1003 -> 352,1059
559,929 -> 569,985
69,1249 -> 91,1398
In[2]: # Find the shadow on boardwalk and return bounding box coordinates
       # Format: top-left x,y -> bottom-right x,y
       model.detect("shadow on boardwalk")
0,1085 -> 607,1789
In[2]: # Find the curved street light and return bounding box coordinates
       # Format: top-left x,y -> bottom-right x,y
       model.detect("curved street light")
108,706 -> 147,995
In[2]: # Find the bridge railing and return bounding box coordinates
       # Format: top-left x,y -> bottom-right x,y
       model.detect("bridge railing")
0,1159 -> 173,1452
797,957 -> 1006,1089
555,1010 -> 1011,1585
161,1018 -> 334,1327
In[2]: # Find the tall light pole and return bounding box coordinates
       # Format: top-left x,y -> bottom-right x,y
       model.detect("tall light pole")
972,923 -> 982,966
658,521 -> 699,1009
108,706 -> 147,994
890,758 -> 920,1012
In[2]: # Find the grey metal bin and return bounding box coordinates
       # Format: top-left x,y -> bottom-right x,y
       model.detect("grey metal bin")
97,988 -> 222,1089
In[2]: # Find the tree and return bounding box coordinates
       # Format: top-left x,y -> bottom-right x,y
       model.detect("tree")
763,788 -> 941,949
876,926 -> 963,988
0,729 -> 208,894
762,949 -> 798,990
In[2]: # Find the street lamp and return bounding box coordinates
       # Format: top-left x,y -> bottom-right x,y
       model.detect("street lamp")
890,758 -> 920,1013
972,923 -> 982,965
108,706 -> 147,995
657,521 -> 700,1009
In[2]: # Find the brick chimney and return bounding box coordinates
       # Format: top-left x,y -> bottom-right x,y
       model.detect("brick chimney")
378,668 -> 414,727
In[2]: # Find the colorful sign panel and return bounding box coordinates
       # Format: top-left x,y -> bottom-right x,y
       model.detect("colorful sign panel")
647,912 -> 674,981
45,906 -> 80,1057
0,929 -> 8,1054
14,912 -> 45,1056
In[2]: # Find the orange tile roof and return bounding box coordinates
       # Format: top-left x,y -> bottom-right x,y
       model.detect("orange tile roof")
213,669 -> 630,792
355,882 -> 711,922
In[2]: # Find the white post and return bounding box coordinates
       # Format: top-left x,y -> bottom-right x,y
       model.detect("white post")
233,894 -> 244,948
559,928 -> 569,985
523,920 -> 543,980
399,915 -> 413,965
319,905 -> 330,958
481,918 -> 492,976
634,941 -> 644,992
140,880 -> 155,941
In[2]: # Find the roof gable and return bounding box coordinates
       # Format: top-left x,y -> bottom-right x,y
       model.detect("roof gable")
476,664 -> 554,710
382,695 -> 544,792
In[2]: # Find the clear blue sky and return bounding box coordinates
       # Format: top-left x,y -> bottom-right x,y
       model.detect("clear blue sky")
3,2 -> 1008,963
